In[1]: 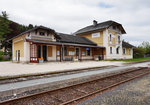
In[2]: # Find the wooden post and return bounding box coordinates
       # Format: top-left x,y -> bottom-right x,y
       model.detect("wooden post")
30,44 -> 32,63
92,48 -> 95,60
102,48 -> 104,60
36,44 -> 39,63
60,45 -> 62,62
80,47 -> 82,61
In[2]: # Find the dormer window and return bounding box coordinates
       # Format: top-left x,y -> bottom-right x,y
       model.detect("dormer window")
39,32 -> 45,36
113,26 -> 116,30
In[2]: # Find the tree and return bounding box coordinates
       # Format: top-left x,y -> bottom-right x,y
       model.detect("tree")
0,11 -> 11,52
28,24 -> 34,29
139,41 -> 150,54
0,11 -> 36,53
133,41 -> 150,58
133,47 -> 145,58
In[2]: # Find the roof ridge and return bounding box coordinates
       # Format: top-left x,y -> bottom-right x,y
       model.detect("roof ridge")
74,20 -> 126,35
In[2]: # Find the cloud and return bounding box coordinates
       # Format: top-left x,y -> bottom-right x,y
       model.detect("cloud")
0,0 -> 150,46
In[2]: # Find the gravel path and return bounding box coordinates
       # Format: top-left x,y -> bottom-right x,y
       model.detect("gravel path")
78,73 -> 150,105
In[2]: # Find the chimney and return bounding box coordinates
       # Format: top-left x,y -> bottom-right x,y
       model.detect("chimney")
93,20 -> 97,26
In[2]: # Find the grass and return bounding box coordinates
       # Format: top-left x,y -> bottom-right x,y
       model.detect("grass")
0,60 -> 10,62
110,57 -> 150,62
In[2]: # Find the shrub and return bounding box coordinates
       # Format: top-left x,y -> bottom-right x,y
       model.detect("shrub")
0,56 -> 3,61
133,47 -> 145,58
0,51 -> 4,56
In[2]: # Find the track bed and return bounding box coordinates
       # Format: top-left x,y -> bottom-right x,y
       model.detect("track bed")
1,67 -> 150,105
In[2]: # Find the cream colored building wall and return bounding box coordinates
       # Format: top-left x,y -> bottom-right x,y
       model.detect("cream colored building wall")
12,34 -> 30,62
79,31 -> 104,46
13,40 -> 25,61
47,45 -> 57,61
122,47 -> 133,59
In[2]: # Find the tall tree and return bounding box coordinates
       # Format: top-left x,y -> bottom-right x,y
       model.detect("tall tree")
28,24 -> 34,29
0,11 -> 11,51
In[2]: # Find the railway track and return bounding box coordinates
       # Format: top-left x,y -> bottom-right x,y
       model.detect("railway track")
1,67 -> 150,105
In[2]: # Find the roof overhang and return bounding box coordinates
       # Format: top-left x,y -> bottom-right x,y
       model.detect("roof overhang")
109,22 -> 126,34
26,39 -> 105,48
75,28 -> 105,35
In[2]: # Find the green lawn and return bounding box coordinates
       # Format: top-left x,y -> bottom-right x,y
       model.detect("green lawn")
110,57 -> 150,62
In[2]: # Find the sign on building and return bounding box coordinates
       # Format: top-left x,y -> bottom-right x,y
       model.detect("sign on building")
92,32 -> 100,38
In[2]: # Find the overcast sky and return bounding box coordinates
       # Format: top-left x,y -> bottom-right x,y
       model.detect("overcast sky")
0,0 -> 150,46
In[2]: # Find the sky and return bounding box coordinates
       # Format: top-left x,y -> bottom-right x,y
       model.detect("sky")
0,0 -> 150,46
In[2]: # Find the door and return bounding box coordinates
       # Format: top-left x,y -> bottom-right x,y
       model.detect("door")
16,50 -> 20,62
75,48 -> 79,59
38,45 -> 41,58
43,45 -> 47,61
18,50 -> 20,62
30,44 -> 38,63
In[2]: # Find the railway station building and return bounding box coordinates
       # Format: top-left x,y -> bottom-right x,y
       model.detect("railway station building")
11,20 -> 134,63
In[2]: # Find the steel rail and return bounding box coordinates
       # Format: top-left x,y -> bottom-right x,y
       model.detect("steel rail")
60,69 -> 150,105
0,67 -> 149,105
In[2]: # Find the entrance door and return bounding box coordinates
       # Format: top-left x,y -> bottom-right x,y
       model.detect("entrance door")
43,45 -> 47,61
38,45 -> 41,58
16,50 -> 20,62
30,44 -> 38,63
75,48 -> 80,59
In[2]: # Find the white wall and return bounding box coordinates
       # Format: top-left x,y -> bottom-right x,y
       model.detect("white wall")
24,42 -> 30,62
103,28 -> 128,59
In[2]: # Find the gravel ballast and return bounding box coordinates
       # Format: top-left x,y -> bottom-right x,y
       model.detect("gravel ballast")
78,73 -> 150,105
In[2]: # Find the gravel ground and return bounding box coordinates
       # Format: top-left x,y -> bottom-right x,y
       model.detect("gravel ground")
78,73 -> 150,105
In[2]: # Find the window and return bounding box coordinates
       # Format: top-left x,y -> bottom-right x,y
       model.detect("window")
123,48 -> 126,55
113,26 -> 116,30
64,47 -> 67,56
116,47 -> 119,54
129,48 -> 131,55
110,34 -> 112,42
69,51 -> 74,55
82,51 -> 86,56
86,48 -> 91,56
39,32 -> 45,36
118,36 -> 121,42
57,51 -> 60,55
110,47 -> 112,54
